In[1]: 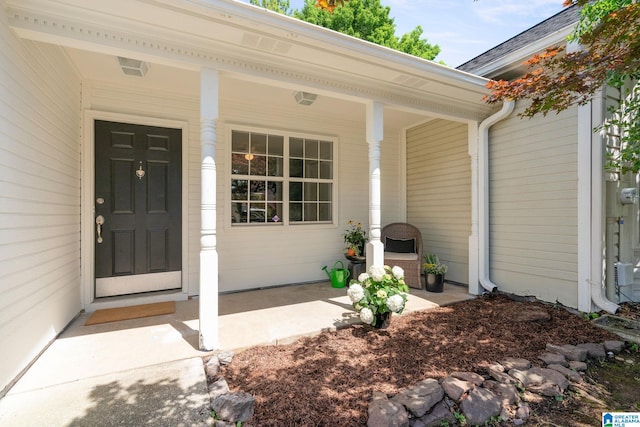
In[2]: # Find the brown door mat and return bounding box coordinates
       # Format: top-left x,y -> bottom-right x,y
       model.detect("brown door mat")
85,301 -> 175,325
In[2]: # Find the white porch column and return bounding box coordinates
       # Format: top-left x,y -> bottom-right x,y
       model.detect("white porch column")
366,101 -> 384,269
199,67 -> 219,351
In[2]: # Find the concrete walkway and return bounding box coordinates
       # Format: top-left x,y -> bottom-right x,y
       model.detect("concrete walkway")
0,282 -> 474,426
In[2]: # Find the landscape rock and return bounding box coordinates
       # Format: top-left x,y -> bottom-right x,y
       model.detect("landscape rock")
569,361 -> 588,371
546,344 -> 588,361
451,371 -> 485,386
528,382 -> 562,397
391,379 -> 443,417
460,388 -> 502,426
538,352 -> 569,367
604,340 -> 625,354
209,377 -> 230,399
217,351 -> 235,365
547,364 -> 583,383
205,356 -> 221,379
516,404 -> 530,421
211,391 -> 255,422
500,357 -> 531,371
483,380 -> 519,406
441,377 -> 473,402
525,367 -> 569,393
369,392 -> 409,427
577,343 -> 606,359
486,363 -> 516,384
414,400 -> 456,427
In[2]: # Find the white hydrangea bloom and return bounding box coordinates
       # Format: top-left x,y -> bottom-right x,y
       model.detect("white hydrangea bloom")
370,265 -> 386,282
376,289 -> 387,299
358,272 -> 370,283
386,294 -> 404,313
359,307 -> 374,324
347,283 -> 365,302
391,266 -> 404,280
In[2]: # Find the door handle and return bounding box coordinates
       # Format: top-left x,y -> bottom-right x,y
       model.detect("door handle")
96,215 -> 105,243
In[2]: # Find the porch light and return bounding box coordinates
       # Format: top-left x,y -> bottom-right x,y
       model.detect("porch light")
293,91 -> 317,106
244,153 -> 255,160
117,56 -> 149,77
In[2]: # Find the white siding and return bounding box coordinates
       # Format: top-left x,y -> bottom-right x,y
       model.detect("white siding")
86,78 -> 405,293
489,102 -> 579,307
406,119 -> 470,284
0,6 -> 81,393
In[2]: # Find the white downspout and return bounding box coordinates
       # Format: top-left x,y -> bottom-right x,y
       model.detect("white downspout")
478,101 -> 515,292
588,89 -> 620,314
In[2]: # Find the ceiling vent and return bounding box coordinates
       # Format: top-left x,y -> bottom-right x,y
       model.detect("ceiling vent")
117,56 -> 149,77
293,91 -> 317,106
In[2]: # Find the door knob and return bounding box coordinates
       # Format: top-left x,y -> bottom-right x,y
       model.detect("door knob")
96,215 -> 105,243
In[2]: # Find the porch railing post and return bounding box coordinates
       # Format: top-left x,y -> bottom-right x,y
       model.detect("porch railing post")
366,101 -> 384,269
199,67 -> 219,351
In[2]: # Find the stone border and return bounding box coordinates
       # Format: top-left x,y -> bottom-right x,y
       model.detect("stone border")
367,340 -> 626,427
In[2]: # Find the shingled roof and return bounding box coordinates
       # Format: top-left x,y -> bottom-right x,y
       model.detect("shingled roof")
457,5 -> 580,75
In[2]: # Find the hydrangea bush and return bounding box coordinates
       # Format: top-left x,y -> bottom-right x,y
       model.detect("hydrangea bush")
346,265 -> 410,325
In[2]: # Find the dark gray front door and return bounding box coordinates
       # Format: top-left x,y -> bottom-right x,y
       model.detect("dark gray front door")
94,120 -> 182,298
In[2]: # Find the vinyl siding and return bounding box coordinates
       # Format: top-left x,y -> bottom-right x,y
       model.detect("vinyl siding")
488,102 -> 579,307
86,79 -> 404,293
0,5 -> 81,393
406,119 -> 470,284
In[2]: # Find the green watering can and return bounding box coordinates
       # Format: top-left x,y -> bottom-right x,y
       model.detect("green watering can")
322,261 -> 350,288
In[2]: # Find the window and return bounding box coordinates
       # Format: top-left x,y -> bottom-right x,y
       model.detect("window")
230,129 -> 333,225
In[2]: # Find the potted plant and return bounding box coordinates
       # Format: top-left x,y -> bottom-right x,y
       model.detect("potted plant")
346,265 -> 409,328
423,253 -> 448,293
343,220 -> 367,257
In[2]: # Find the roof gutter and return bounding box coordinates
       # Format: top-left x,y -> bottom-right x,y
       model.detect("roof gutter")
478,100 -> 515,292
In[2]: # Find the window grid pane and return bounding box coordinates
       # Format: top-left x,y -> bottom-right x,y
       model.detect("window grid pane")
232,131 -> 333,225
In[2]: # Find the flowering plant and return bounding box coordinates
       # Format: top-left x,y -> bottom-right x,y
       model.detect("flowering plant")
423,253 -> 448,275
347,265 -> 409,325
343,220 -> 367,255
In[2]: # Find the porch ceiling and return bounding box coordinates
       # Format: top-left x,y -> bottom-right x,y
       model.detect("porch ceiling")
6,0 -> 498,122
64,47 -> 427,130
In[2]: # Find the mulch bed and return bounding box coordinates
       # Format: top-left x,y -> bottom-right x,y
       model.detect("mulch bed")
219,293 -> 624,426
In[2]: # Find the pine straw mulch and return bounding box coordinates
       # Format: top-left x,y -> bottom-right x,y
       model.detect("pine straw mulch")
218,293 -> 625,426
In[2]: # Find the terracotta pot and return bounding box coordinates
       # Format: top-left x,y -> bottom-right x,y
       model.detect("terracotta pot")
347,248 -> 356,256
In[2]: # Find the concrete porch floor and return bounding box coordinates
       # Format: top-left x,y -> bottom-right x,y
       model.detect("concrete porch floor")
0,281 -> 474,426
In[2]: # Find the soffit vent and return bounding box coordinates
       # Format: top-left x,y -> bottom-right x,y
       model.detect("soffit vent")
117,56 -> 149,77
393,74 -> 429,89
241,33 -> 292,54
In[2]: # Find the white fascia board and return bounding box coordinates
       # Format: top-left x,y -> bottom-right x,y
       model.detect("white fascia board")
471,26 -> 575,79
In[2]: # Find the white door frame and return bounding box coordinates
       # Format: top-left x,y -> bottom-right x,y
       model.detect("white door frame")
81,110 -> 190,311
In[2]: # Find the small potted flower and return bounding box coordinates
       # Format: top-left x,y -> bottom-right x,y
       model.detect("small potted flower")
423,253 -> 448,293
346,265 -> 409,328
343,220 -> 367,257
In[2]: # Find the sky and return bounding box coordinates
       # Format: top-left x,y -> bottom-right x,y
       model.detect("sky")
245,0 -> 569,67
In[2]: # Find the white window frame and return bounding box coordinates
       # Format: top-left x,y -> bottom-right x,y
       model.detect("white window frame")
227,125 -> 337,227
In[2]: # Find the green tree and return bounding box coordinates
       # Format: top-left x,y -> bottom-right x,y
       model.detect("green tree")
249,0 -> 292,15
485,0 -> 640,173
294,0 -> 440,61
